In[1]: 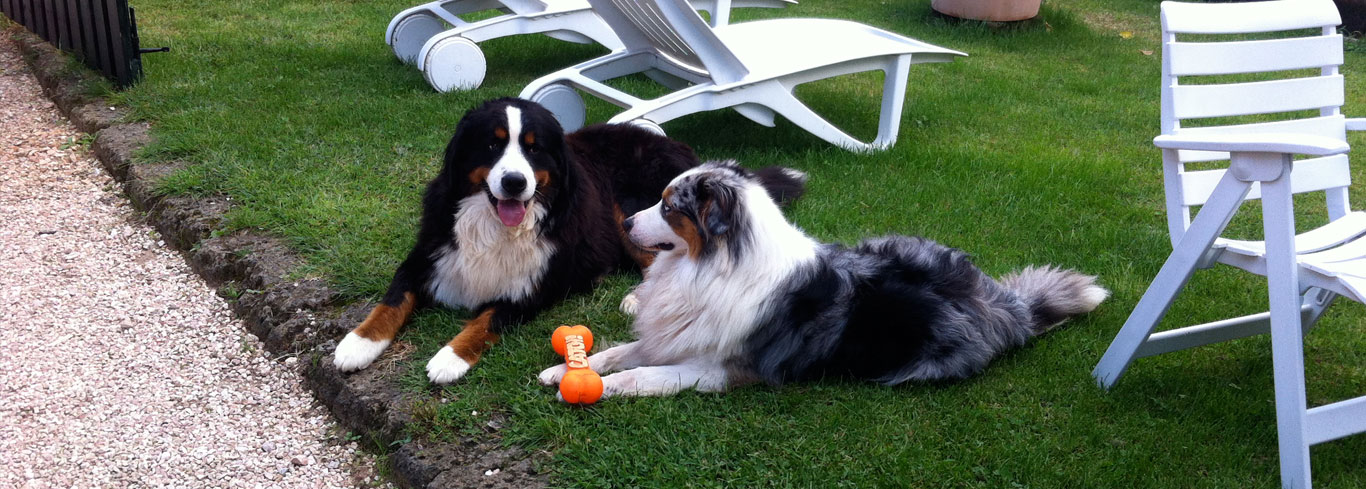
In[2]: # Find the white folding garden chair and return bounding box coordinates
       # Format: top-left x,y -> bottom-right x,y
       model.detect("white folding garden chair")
516,0 -> 965,152
386,0 -> 794,92
1092,1 -> 1366,487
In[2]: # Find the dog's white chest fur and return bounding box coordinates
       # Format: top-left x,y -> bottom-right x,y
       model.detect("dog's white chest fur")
427,195 -> 555,308
631,254 -> 783,363
628,190 -> 822,365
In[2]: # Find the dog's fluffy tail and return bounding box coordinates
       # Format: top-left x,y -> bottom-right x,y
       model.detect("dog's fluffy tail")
1000,265 -> 1109,335
753,166 -> 807,207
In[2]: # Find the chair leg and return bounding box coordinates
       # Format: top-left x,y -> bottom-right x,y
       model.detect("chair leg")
1092,246 -> 1206,388
1133,288 -> 1331,359
762,87 -> 877,151
872,54 -> 911,149
1093,170 -> 1255,388
767,54 -> 919,151
1260,158 -> 1312,489
1300,288 -> 1336,333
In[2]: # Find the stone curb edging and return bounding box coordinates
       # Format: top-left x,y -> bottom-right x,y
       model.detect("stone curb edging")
6,27 -> 547,489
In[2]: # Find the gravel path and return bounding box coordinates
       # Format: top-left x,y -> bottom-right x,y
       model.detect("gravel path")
0,39 -> 385,488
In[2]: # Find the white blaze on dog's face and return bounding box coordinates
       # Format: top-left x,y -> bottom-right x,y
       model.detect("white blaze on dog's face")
628,191 -> 689,254
486,106 -> 540,227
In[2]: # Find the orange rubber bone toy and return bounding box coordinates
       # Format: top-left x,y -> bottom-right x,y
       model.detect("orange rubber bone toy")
551,325 -> 603,404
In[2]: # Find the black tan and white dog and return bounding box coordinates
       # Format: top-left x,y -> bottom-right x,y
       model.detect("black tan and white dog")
539,161 -> 1108,399
329,98 -> 731,384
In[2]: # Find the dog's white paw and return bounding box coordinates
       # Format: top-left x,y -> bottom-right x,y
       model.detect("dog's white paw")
333,332 -> 390,372
538,364 -> 568,386
600,370 -> 637,397
425,346 -> 470,384
619,292 -> 640,316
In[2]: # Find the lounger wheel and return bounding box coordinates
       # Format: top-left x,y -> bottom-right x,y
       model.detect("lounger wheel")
529,83 -> 587,132
423,36 -> 486,92
390,13 -> 446,64
628,119 -> 665,137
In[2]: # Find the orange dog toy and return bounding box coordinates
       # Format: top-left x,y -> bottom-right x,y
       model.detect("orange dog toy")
551,325 -> 603,404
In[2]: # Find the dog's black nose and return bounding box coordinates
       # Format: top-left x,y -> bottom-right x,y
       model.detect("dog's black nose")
501,173 -> 527,195
623,217 -> 634,232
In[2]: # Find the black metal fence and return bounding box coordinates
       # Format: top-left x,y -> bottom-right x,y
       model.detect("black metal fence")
1,0 -> 155,88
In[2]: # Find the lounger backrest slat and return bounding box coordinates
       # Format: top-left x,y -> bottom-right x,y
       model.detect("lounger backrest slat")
588,0 -> 749,82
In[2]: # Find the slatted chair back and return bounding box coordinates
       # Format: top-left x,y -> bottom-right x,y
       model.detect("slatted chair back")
585,0 -> 748,82
1159,0 -> 1350,245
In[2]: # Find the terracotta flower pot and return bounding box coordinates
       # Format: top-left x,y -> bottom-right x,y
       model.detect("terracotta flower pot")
931,0 -> 1041,22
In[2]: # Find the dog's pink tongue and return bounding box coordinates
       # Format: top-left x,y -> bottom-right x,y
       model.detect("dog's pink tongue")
497,199 -> 526,227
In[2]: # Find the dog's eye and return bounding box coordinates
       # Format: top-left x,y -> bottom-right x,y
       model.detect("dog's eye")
526,145 -> 540,155
488,143 -> 499,151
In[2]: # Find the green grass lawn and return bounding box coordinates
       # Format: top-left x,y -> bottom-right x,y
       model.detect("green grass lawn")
105,0 -> 1366,486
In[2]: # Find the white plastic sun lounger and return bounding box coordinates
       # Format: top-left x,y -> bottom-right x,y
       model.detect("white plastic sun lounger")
386,0 -> 795,92
518,0 -> 964,151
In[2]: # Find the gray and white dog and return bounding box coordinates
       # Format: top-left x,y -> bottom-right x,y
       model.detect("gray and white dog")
539,161 -> 1108,400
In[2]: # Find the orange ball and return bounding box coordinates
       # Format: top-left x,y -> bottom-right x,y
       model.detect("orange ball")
559,369 -> 603,405
551,325 -> 593,357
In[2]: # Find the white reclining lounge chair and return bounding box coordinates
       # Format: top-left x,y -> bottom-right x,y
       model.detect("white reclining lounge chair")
1093,1 -> 1366,487
386,0 -> 794,92
517,0 -> 964,152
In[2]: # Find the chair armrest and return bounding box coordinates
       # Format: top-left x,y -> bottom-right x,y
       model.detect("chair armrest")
1347,118 -> 1366,132
1153,132 -> 1349,156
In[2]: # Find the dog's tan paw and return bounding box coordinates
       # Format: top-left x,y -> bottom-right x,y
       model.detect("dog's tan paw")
619,292 -> 640,316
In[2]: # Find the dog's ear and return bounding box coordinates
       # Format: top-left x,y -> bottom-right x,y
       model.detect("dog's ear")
550,132 -> 575,197
442,108 -> 483,190
699,177 -> 738,238
543,119 -> 577,229
444,121 -> 470,167
544,113 -> 573,189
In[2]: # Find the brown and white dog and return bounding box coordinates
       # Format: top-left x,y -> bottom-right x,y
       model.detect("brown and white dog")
330,98 -> 701,383
331,99 -> 807,384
